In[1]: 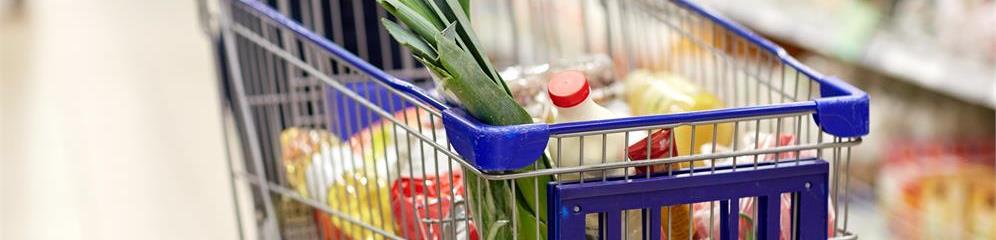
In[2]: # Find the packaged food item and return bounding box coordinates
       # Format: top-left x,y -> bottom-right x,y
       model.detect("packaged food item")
878,139 -> 995,239
687,194 -> 835,240
276,196 -> 323,239
501,54 -> 617,121
280,117 -> 409,240
623,70 -> 733,158
281,128 -> 326,199
682,131 -> 829,240
624,129 -> 691,239
280,128 -> 346,239
628,129 -> 681,174
391,172 -> 478,240
314,211 -> 348,240
546,71 -> 630,181
699,132 -> 816,167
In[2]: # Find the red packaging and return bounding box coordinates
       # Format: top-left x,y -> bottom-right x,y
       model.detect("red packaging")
627,129 -> 679,175
315,211 -> 349,240
391,172 -> 479,240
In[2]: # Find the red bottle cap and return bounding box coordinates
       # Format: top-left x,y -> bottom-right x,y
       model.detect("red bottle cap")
547,71 -> 590,108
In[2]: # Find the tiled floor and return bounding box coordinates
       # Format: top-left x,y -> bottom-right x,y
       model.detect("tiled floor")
1,1 -> 238,239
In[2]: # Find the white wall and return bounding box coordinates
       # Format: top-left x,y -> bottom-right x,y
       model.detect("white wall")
1,0 -> 238,239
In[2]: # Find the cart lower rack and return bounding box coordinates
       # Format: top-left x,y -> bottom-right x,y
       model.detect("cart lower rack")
206,0 -> 868,239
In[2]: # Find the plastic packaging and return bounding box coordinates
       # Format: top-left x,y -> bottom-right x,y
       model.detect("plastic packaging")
627,129 -> 680,174
391,172 -> 478,240
500,54 -> 616,121
624,70 -> 734,160
625,129 -> 692,239
281,125 -> 396,239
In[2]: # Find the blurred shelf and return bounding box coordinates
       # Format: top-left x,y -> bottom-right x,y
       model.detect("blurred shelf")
699,0 -> 996,109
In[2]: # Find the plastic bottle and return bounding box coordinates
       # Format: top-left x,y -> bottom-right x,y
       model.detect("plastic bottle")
546,71 -> 628,181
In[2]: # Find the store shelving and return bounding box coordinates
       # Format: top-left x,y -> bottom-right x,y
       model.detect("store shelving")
699,0 -> 996,109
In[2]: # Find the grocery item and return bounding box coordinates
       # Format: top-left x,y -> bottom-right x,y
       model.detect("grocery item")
392,172 -> 478,240
700,132 -> 817,167
628,129 -> 681,174
381,109 -> 480,240
501,54 -> 616,121
281,128 -> 324,199
878,139 -> 995,239
379,1 -> 553,238
275,196 -> 323,239
314,211 -> 348,240
546,71 -> 630,181
684,132 -> 829,240
623,70 -> 733,158
280,127 -> 395,240
687,194 -> 835,240
625,129 -> 692,239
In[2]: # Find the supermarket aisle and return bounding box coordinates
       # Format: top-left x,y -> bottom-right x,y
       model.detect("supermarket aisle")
1,0 -> 238,239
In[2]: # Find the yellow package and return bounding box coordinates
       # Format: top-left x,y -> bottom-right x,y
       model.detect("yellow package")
624,70 -> 731,240
280,128 -> 324,199
624,70 -> 734,160
280,127 -> 397,240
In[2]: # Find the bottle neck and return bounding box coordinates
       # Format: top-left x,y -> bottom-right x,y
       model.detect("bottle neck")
555,97 -> 597,120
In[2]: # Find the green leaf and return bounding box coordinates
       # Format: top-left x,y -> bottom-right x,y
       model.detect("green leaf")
433,28 -> 530,125
379,1 -> 553,239
459,0 -> 470,18
399,0 -> 445,29
435,0 -> 512,96
378,0 -> 443,47
415,55 -> 448,79
436,30 -> 550,240
381,19 -> 437,60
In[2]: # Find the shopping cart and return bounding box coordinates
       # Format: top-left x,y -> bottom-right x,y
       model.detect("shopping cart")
203,0 -> 868,239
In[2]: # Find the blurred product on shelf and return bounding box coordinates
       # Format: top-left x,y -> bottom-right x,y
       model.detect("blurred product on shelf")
500,54 -> 616,122
699,0 -> 996,109
878,139 -> 995,240
624,70 -> 733,159
890,0 -> 996,63
545,71 -> 631,182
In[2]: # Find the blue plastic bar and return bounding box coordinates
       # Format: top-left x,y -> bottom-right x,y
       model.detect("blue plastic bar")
548,160 -> 829,240
720,200 -> 732,240
599,211 -> 622,240
758,195 -> 781,240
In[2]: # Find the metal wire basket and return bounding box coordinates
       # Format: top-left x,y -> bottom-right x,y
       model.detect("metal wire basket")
206,0 -> 869,239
